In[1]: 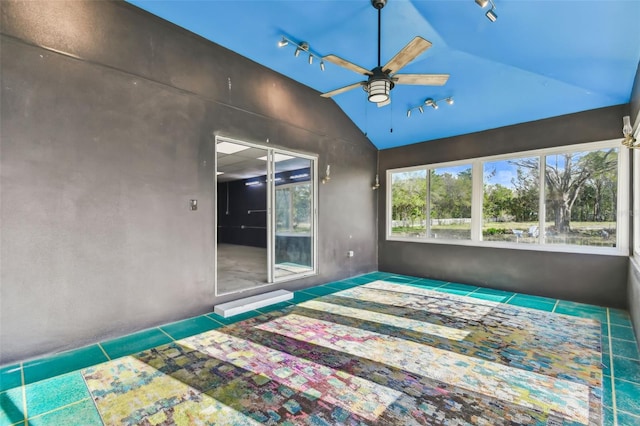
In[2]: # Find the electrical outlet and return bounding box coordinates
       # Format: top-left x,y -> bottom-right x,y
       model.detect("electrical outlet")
347,250 -> 354,258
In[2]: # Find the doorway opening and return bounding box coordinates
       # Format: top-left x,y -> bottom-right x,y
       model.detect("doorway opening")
215,137 -> 317,296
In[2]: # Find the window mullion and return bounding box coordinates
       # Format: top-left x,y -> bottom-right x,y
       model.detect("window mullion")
426,168 -> 431,239
471,160 -> 483,242
539,154 -> 546,245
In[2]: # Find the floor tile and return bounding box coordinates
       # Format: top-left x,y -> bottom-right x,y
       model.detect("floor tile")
0,387 -> 24,426
613,356 -> 640,383
507,297 -> 556,312
617,410 -> 640,426
610,324 -> 637,341
442,283 -> 479,294
101,328 -> 173,360
27,398 -> 101,426
602,355 -> 611,376
25,372 -> 90,418
554,306 -> 608,322
0,365 -> 22,392
603,407 -> 614,426
344,275 -> 377,284
22,345 -> 108,385
407,278 -> 447,289
291,291 -> 318,303
467,292 -> 513,302
435,287 -> 470,296
556,300 -> 606,312
609,309 -> 633,327
380,275 -> 418,284
323,281 -> 362,290
611,338 -> 640,360
614,378 -> 640,416
602,374 -> 613,408
160,315 -> 223,340
300,286 -> 339,296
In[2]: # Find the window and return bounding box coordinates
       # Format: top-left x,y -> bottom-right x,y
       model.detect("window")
483,157 -> 539,243
389,165 -> 472,240
275,182 -> 311,234
634,147 -> 640,257
387,140 -> 629,255
430,165 -> 472,240
544,148 -> 618,248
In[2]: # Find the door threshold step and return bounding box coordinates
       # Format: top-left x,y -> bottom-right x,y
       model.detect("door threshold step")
214,289 -> 293,318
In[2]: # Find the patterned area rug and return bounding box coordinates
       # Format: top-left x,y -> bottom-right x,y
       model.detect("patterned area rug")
82,281 -> 602,425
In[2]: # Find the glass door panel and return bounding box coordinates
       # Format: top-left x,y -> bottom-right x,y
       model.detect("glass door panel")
272,153 -> 315,280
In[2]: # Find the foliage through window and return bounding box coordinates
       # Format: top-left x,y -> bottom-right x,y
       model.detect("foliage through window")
275,183 -> 311,234
483,157 -> 539,243
387,141 -> 626,253
390,165 -> 472,240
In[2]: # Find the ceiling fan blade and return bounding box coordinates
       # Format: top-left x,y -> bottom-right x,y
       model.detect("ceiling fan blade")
393,73 -> 450,86
382,36 -> 432,74
323,55 -> 373,76
377,98 -> 391,108
321,82 -> 364,98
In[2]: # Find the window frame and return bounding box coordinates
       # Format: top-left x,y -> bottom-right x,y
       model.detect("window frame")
634,125 -> 640,258
386,139 -> 629,256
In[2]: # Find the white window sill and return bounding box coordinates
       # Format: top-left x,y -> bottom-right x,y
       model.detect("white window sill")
386,235 -> 629,257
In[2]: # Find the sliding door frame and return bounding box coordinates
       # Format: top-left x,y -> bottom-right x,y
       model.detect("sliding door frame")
214,136 -> 318,296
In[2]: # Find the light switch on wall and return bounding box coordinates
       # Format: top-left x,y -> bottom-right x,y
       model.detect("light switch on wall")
190,199 -> 197,211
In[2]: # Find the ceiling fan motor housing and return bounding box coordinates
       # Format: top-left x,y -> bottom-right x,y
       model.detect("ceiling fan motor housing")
371,0 -> 387,10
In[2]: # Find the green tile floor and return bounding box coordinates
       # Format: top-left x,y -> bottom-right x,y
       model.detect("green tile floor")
1,272 -> 639,425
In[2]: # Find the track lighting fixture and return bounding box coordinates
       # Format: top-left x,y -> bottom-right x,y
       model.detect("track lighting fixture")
486,7 -> 498,22
622,115 -> 638,149
407,97 -> 454,118
278,36 -> 325,71
475,0 -> 497,22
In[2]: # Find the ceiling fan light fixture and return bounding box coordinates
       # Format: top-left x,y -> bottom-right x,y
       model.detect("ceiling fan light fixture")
475,0 -> 489,7
367,78 -> 391,103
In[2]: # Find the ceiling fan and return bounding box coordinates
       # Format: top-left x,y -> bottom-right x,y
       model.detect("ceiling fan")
321,0 -> 449,107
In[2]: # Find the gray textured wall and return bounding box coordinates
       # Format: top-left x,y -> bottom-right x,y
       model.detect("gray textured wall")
0,0 -> 377,364
378,105 -> 630,308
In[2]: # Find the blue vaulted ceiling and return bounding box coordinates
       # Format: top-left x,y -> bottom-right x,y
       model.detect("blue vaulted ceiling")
128,0 -> 640,149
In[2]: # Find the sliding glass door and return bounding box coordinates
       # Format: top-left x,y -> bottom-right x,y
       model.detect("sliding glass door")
272,153 -> 315,280
214,137 -> 316,295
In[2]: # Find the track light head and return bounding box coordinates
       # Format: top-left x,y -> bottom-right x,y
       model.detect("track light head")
475,0 -> 489,8
407,110 -> 411,118
486,8 -> 497,22
445,97 -> 454,105
294,47 -> 301,57
418,106 -> 424,114
308,54 -> 313,65
320,60 -> 325,71
278,37 -> 289,47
